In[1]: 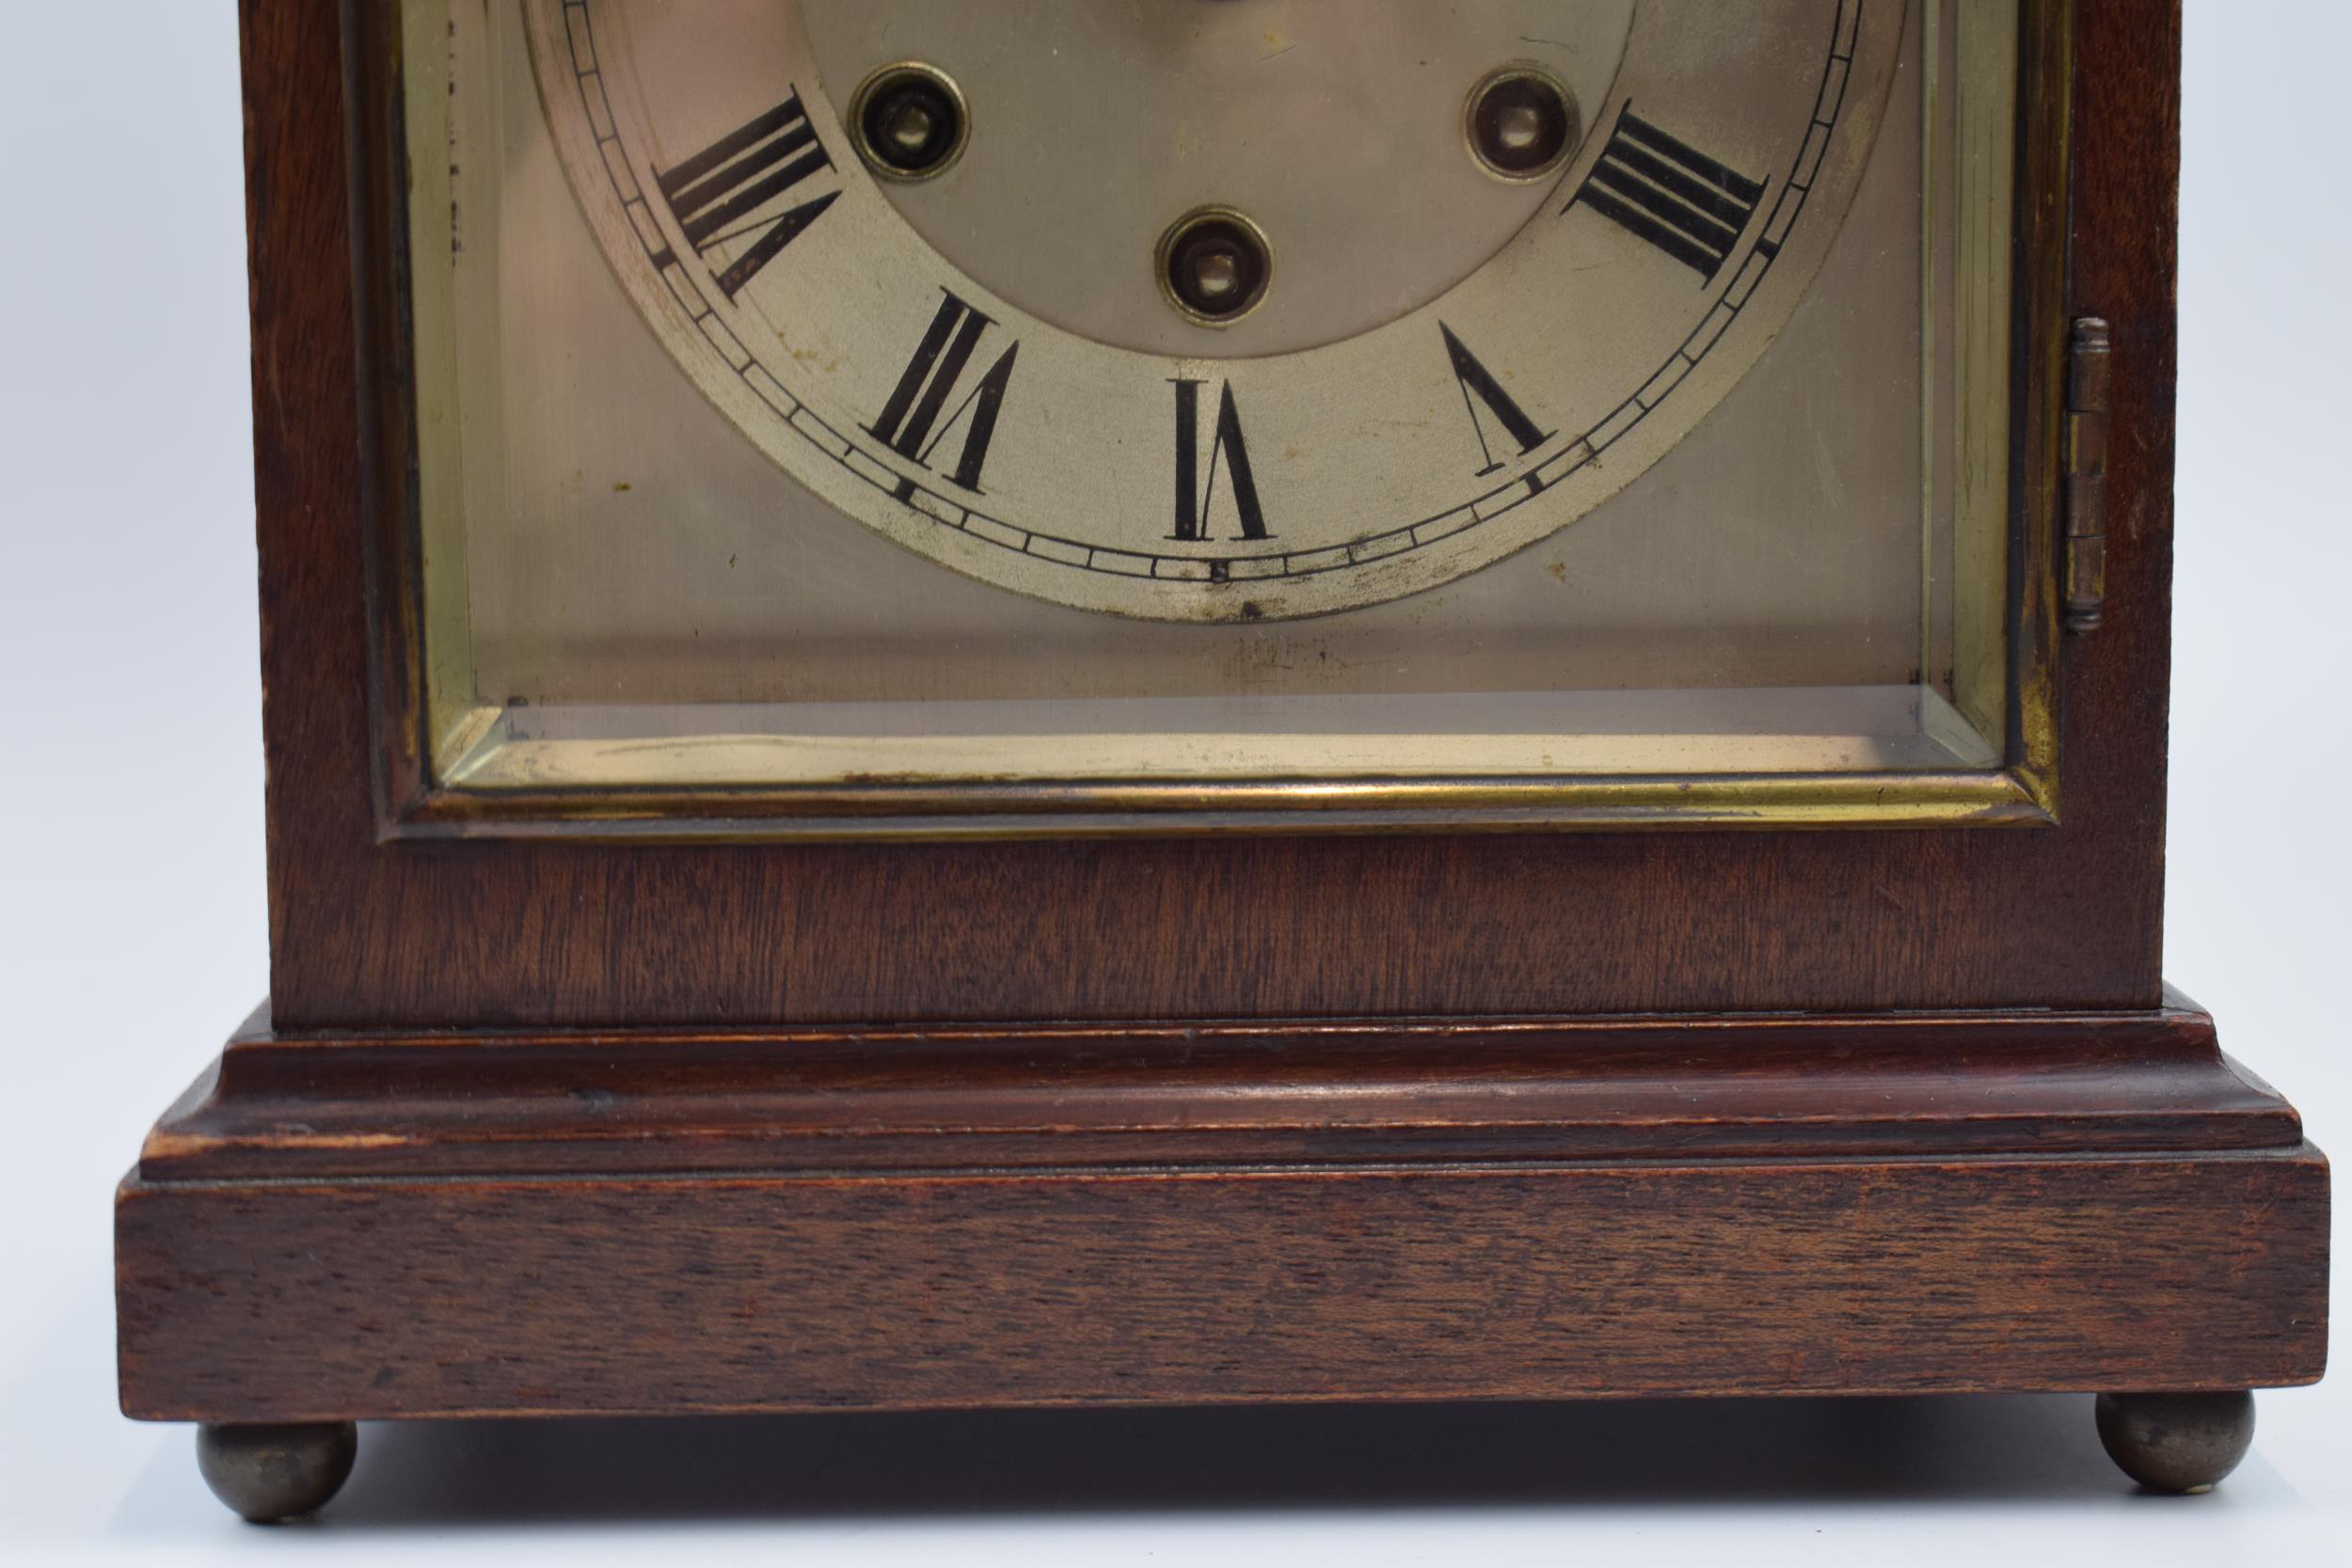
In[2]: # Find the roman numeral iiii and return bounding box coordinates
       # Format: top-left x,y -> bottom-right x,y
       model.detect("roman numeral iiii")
1568,108 -> 1772,282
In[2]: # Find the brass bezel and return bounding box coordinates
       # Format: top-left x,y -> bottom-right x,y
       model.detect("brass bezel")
1461,63 -> 1582,184
846,60 -> 971,183
362,1 -> 2072,843
1153,205 -> 1278,328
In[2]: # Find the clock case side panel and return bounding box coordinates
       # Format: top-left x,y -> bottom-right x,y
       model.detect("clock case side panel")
255,0 -> 2178,1029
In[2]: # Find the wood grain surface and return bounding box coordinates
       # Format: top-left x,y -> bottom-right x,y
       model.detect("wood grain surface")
117,1147 -> 2328,1423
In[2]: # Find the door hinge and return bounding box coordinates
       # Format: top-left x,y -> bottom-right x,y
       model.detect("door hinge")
2063,317 -> 2111,633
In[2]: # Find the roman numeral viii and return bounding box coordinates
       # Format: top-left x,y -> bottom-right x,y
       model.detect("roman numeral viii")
1169,380 -> 1271,543
653,91 -> 839,300
1567,108 -> 1772,282
1440,323 -> 1553,476
866,290 -> 1020,494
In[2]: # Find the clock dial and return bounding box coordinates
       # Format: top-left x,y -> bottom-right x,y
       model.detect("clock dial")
527,1 -> 1902,622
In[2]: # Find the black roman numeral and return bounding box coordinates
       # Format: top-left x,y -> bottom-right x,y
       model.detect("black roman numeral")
653,92 -> 838,300
866,291 -> 1020,494
1170,380 -> 1270,544
1440,323 -> 1553,476
1566,107 -> 1772,282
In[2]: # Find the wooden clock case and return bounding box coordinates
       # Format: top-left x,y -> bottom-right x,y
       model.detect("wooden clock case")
117,0 -> 2327,1516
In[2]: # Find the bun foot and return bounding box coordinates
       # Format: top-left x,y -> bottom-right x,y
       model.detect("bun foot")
196,1422 -> 358,1523
2094,1391 -> 2255,1494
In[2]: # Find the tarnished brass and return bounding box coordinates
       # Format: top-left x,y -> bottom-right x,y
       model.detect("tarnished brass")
2065,317 -> 2113,633
847,61 -> 971,182
2094,1393 -> 2257,1496
195,1423 -> 358,1525
1463,64 -> 1581,183
1154,206 -> 1276,327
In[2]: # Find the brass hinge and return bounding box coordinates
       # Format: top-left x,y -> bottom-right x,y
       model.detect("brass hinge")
2063,317 -> 2111,633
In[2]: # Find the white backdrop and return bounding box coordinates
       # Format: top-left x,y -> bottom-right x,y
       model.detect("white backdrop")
1,3 -> 2344,1563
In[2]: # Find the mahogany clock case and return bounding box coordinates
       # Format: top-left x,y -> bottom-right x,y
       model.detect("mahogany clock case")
115,0 -> 2327,1513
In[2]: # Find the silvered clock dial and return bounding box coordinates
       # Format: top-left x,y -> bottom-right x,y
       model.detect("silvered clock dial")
526,1 -> 1901,622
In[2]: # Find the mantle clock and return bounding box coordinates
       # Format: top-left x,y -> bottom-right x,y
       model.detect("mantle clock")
116,0 -> 2328,1521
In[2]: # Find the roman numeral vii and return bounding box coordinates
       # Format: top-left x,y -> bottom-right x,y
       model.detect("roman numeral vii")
653,91 -> 839,300
866,290 -> 1020,495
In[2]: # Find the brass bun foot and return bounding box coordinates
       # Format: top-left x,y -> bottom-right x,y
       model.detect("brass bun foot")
2094,1391 -> 2256,1494
195,1421 -> 358,1523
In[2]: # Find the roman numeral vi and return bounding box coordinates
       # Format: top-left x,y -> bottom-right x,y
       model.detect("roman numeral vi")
1169,380 -> 1271,544
654,91 -> 838,299
1567,108 -> 1772,282
866,290 -> 1020,494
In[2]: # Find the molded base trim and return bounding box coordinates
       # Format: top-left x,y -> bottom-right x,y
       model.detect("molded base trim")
116,999 -> 2329,1423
